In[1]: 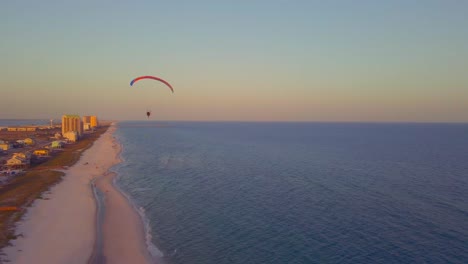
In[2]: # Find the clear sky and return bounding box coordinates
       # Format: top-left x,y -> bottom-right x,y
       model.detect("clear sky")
1,0 -> 467,122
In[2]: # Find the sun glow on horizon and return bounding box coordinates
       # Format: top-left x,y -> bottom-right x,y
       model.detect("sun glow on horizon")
1,1 -> 468,122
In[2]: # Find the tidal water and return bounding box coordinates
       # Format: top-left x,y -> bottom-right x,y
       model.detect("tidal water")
112,122 -> 468,264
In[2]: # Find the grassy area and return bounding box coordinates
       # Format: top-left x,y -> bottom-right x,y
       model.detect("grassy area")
0,125 -> 110,253
37,127 -> 108,169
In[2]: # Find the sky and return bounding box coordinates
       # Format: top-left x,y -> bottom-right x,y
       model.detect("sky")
1,0 -> 467,122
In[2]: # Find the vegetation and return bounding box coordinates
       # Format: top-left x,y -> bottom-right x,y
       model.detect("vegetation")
39,127 -> 108,169
0,126 -> 109,252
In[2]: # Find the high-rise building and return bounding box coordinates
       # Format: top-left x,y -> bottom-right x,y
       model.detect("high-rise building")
90,116 -> 99,128
82,116 -> 91,124
82,116 -> 92,131
62,114 -> 83,137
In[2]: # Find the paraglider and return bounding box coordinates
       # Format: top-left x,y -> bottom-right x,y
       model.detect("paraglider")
130,75 -> 174,119
130,75 -> 174,93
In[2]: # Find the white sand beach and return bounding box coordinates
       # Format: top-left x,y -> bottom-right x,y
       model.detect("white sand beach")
3,123 -> 153,263
92,134 -> 153,264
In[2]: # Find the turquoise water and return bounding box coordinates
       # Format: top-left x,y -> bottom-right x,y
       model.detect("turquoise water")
113,122 -> 468,264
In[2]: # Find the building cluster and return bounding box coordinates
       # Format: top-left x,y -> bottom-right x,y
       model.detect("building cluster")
82,115 -> 99,131
6,127 -> 38,132
5,152 -> 31,169
0,114 -> 99,178
0,136 -> 64,170
0,138 -> 35,150
0,125 -> 61,132
61,115 -> 99,142
0,138 -> 51,174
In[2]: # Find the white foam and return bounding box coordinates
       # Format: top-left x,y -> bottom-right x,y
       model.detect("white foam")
110,158 -> 165,261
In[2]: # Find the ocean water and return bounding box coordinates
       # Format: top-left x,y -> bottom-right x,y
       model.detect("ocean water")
113,122 -> 468,264
0,119 -> 50,127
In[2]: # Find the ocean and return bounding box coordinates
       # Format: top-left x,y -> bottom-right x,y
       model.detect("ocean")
2,119 -> 467,263
0,119 -> 50,127
113,122 -> 468,264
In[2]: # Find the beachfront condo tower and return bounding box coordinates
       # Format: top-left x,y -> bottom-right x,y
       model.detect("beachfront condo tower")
90,116 -> 99,128
83,116 -> 91,124
62,114 -> 84,137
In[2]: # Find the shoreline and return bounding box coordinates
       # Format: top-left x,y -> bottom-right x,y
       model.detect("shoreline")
2,123 -> 156,263
90,131 -> 157,264
110,172 -> 165,261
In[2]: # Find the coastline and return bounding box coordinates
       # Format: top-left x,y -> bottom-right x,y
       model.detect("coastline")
2,123 -> 155,263
90,131 -> 155,264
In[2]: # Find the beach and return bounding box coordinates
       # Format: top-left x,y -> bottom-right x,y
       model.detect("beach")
90,134 -> 153,264
2,123 -> 152,263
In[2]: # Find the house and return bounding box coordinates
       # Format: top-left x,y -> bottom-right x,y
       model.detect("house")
0,143 -> 12,151
51,141 -> 64,148
24,138 -> 35,146
6,157 -> 28,169
7,127 -> 37,132
13,152 -> 31,161
7,156 -> 25,165
6,153 -> 30,169
33,149 -> 50,156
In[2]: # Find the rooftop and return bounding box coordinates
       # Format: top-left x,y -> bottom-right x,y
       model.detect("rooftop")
62,114 -> 80,118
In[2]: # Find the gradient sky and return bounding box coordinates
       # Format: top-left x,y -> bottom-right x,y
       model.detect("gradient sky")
1,0 -> 467,122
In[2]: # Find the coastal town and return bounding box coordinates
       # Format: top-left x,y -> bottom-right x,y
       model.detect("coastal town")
0,116 -> 115,261
0,115 -> 99,182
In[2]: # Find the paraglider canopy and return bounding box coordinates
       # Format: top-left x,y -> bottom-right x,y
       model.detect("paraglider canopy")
130,75 -> 174,93
130,75 -> 173,120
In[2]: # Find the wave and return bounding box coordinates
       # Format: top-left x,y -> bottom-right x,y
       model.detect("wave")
112,174 -> 164,259
109,137 -> 165,262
